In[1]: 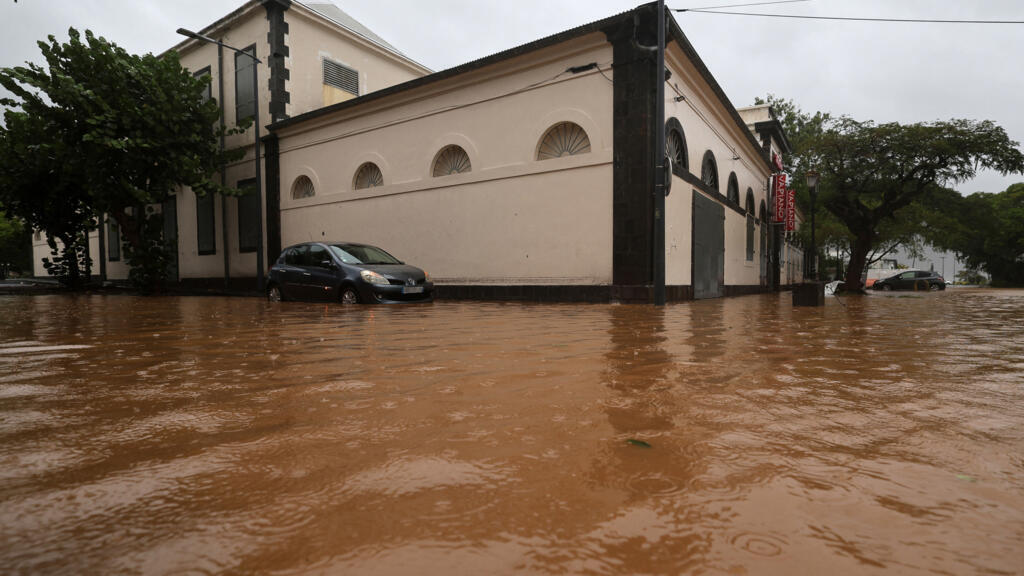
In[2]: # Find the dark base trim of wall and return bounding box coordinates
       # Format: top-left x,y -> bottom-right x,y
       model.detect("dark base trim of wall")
723,284 -> 771,297
436,284 -> 698,303
174,277 -> 262,295
161,280 -> 770,302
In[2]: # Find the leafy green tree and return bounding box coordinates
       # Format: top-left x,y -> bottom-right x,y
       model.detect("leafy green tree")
0,107 -> 96,287
808,118 -> 1024,289
756,95 -> 1024,290
928,183 -> 1024,286
756,95 -> 941,283
0,208 -> 32,275
0,28 -> 243,290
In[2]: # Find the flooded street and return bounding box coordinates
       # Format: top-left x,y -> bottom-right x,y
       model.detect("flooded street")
1,290 -> 1023,575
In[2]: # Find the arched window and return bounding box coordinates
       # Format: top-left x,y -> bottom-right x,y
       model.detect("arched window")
701,150 -> 718,191
537,122 -> 591,160
726,173 -> 739,205
665,118 -> 688,171
745,188 -> 756,261
433,145 -> 472,177
291,175 -> 315,199
353,162 -> 383,189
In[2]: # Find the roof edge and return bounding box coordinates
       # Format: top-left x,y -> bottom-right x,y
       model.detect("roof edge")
269,6 -> 637,132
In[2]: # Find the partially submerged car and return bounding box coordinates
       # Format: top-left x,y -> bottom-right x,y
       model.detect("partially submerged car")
871,270 -> 946,291
266,242 -> 433,303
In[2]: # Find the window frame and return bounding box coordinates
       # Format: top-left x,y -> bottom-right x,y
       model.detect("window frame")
665,118 -> 689,173
432,145 -> 472,177
726,172 -> 740,205
353,162 -> 384,190
107,217 -> 120,262
193,66 -> 212,104
536,122 -> 592,160
234,44 -> 257,125
291,175 -> 315,199
236,178 -> 260,254
701,150 -> 718,191
196,190 -> 216,256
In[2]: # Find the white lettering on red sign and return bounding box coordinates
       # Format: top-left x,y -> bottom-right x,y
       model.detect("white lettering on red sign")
786,188 -> 796,232
773,173 -> 787,223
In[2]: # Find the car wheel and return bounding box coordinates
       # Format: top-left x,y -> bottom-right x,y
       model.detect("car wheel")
340,287 -> 359,304
932,283 -> 945,291
881,284 -> 892,291
267,285 -> 283,302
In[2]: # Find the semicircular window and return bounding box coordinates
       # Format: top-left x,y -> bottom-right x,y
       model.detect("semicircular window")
432,145 -> 472,177
537,122 -> 591,160
353,162 -> 383,190
291,175 -> 315,199
746,188 -> 756,214
727,173 -> 739,205
701,151 -> 718,191
666,127 -> 687,171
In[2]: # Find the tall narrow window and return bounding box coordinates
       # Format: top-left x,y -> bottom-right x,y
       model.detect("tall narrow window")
107,218 -> 120,262
665,118 -> 688,172
433,145 -> 471,177
196,191 -> 216,255
745,189 -> 756,261
537,122 -> 591,160
353,163 -> 383,189
701,151 -> 718,191
234,45 -> 256,124
727,173 -> 739,205
193,66 -> 212,104
237,178 -> 259,253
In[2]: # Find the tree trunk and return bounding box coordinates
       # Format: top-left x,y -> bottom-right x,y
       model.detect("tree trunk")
844,233 -> 873,291
57,232 -> 82,290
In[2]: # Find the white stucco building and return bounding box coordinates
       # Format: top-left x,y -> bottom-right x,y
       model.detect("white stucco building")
33,1 -> 804,301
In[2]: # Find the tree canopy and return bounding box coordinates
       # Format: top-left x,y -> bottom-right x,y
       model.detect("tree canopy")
0,28 -> 242,288
926,183 -> 1024,286
756,95 -> 1024,290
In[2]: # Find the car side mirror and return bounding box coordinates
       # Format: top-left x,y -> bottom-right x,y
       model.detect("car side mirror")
320,259 -> 335,269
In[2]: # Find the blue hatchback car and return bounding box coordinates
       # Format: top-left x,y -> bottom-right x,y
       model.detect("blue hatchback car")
266,242 -> 433,304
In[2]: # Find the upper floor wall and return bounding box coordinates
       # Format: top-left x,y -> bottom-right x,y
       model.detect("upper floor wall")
169,0 -> 429,153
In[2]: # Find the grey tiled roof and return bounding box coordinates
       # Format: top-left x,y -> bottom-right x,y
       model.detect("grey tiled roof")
302,2 -> 404,57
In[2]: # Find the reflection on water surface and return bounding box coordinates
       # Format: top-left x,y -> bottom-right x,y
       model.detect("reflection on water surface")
1,290 -> 1023,574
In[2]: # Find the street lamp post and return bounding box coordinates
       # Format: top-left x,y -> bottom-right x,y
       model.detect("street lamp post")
177,28 -> 265,293
805,170 -> 819,281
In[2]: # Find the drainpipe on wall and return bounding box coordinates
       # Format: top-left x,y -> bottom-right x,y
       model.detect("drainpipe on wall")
218,43 -> 230,291
652,0 -> 667,306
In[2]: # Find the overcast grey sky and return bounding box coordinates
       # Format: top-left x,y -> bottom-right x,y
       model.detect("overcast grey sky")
2,0 -> 1022,195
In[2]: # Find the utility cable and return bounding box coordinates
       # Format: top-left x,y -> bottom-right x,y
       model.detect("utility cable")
676,9 -> 1024,24
676,0 -> 808,12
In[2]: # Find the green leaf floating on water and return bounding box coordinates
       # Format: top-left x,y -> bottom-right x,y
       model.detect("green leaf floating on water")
626,439 -> 652,448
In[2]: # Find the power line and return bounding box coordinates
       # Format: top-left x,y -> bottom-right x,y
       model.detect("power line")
677,9 -> 1024,24
675,0 -> 808,12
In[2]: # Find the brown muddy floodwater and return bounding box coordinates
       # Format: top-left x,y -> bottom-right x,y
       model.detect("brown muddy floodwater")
1,290 -> 1023,575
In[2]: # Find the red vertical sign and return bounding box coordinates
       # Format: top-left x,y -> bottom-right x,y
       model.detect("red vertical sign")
785,188 -> 796,231
772,174 -> 787,223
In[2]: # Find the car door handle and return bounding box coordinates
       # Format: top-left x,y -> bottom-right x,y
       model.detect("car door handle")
303,272 -> 312,276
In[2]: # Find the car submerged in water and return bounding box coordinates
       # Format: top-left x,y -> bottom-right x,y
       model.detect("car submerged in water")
266,242 -> 433,304
871,269 -> 946,291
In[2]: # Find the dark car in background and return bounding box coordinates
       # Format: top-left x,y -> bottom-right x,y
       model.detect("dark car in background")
872,270 -> 946,291
266,242 -> 433,304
